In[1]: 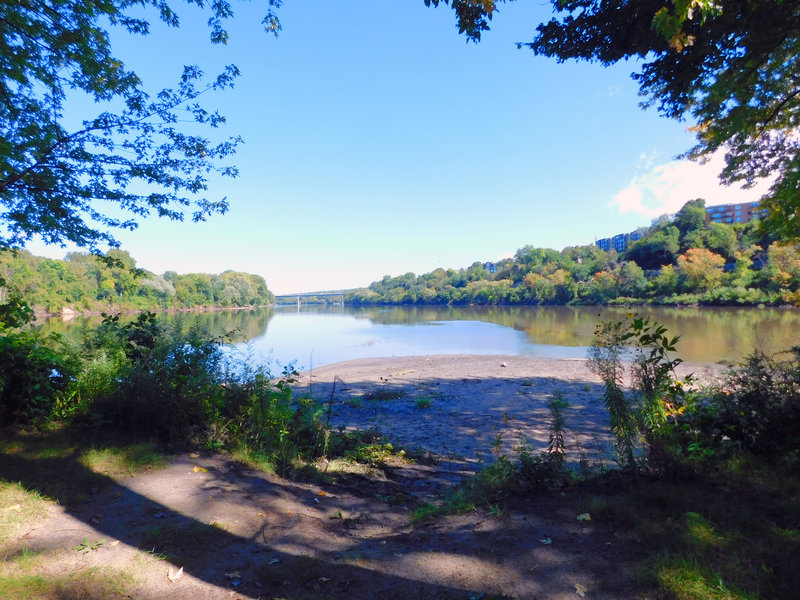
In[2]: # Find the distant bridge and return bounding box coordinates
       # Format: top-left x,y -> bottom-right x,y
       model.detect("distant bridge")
274,291 -> 351,308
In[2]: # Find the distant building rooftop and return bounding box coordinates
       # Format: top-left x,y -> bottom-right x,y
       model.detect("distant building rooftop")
705,200 -> 765,225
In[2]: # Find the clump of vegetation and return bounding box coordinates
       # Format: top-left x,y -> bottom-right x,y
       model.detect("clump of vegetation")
715,347 -> 800,456
0,280 -> 76,427
363,388 -> 404,402
0,285 -> 407,479
0,566 -> 137,600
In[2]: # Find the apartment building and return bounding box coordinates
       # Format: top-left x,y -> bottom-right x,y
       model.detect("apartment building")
705,201 -> 765,225
595,230 -> 643,253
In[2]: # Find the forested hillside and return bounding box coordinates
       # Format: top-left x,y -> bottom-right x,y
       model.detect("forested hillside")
0,249 -> 273,314
348,200 -> 800,306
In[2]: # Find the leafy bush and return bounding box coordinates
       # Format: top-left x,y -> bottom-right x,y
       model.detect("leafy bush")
0,282 -> 77,426
716,348 -> 800,455
84,315 -> 227,446
0,329 -> 75,426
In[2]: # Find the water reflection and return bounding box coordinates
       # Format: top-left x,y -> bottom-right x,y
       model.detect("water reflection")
40,304 -> 800,370
41,308 -> 274,345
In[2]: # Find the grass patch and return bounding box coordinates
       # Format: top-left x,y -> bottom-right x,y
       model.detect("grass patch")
584,455 -> 800,600
229,447 -> 276,474
415,397 -> 432,409
363,388 -> 404,402
0,429 -> 168,506
411,490 -> 477,523
1,547 -> 44,572
343,441 -> 402,465
326,429 -> 406,466
654,559 -> 753,600
0,482 -> 49,543
79,443 -> 167,477
0,566 -> 136,600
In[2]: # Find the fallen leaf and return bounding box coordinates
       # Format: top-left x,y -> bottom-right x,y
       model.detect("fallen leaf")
576,513 -> 592,522
575,583 -> 588,597
318,491 -> 327,496
167,566 -> 183,582
110,540 -> 120,546
189,452 -> 200,458
538,537 -> 552,545
192,465 -> 207,473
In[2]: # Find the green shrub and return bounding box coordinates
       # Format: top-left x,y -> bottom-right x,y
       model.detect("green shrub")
0,283 -> 77,426
415,396 -> 431,409
716,348 -> 800,455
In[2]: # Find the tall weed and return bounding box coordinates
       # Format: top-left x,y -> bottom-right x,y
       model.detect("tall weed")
588,314 -> 694,471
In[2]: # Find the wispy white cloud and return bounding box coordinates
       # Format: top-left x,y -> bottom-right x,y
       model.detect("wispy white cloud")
611,153 -> 772,217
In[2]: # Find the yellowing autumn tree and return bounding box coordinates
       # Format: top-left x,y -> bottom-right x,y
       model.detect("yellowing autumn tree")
677,248 -> 726,292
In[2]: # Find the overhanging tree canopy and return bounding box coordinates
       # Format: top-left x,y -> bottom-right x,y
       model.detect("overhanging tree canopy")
435,0 -> 800,239
0,0 -> 281,253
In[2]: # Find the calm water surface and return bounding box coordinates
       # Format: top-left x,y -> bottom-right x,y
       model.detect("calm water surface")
44,305 -> 800,371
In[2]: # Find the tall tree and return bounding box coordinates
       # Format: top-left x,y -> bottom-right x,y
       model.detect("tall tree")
436,1 -> 800,239
0,0 -> 281,253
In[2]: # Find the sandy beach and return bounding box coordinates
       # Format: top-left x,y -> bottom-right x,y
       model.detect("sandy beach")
293,354 -> 721,469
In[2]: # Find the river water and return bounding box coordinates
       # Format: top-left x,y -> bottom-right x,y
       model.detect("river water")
43,304 -> 800,372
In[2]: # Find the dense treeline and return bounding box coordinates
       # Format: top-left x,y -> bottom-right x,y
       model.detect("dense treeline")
0,249 -> 274,314
348,200 -> 800,306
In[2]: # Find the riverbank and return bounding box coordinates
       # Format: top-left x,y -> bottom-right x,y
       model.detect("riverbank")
293,355 -> 722,469
3,353 -> 793,600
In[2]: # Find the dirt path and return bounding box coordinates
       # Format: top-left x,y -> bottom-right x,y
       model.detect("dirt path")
5,453 -> 635,599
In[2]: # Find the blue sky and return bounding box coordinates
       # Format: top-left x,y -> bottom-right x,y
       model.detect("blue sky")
26,0 -> 768,294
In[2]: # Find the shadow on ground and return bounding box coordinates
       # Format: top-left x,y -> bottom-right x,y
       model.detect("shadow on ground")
1,361 -> 637,599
